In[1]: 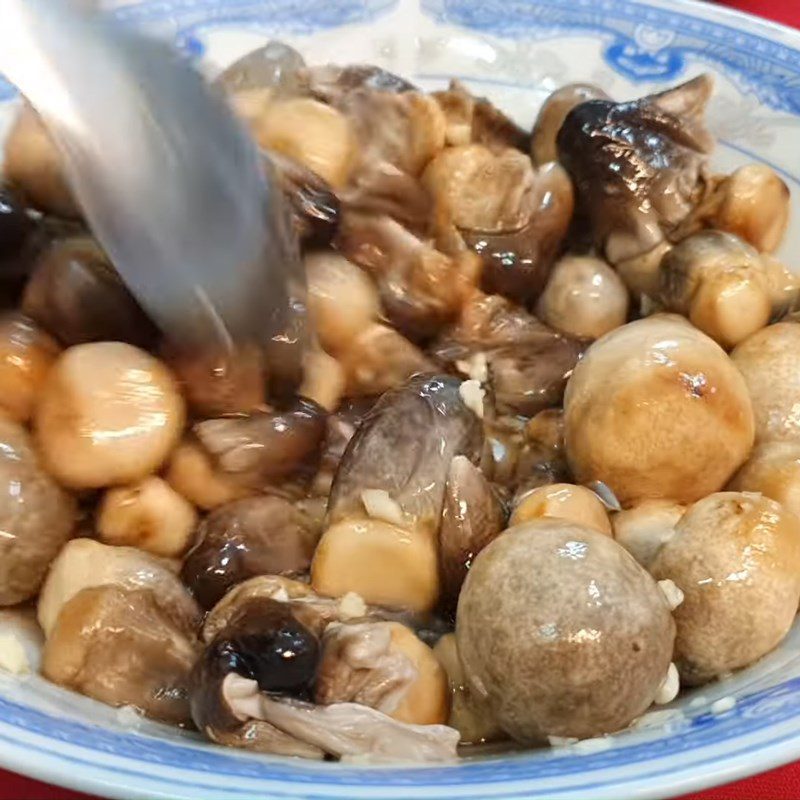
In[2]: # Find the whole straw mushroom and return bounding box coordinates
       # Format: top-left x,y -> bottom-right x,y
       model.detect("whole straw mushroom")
652,492 -> 800,685
457,521 -> 675,741
564,315 -> 754,506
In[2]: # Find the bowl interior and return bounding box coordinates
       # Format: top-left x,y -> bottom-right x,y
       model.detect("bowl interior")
2,2 -> 800,799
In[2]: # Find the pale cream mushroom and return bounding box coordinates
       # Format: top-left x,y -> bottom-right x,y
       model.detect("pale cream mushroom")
728,441 -> 800,518
510,483 -> 612,535
256,98 -> 357,188
659,231 -> 771,349
43,584 -> 198,725
433,633 -> 504,745
651,492 -> 800,685
300,347 -> 346,412
4,104 -> 78,217
612,500 -> 685,568
35,342 -> 185,489
304,251 -> 380,355
0,313 -> 60,423
536,255 -> 629,341
710,164 -> 790,254
97,476 -> 199,558
564,315 -> 755,506
732,321 -> 800,445
164,438 -> 253,511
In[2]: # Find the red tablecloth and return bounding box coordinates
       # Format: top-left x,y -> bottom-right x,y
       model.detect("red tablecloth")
3,1 -> 800,799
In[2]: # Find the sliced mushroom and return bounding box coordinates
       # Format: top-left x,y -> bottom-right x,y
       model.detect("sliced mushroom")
43,585 -> 199,725
439,456 -> 506,610
268,150 -> 340,245
316,621 -> 449,725
531,83 -> 609,166
557,75 -> 714,280
214,674 -> 459,762
433,291 -> 582,417
302,64 -> 417,103
181,496 -> 321,610
35,342 -> 186,489
4,104 -> 78,217
193,398 -> 327,491
37,537 -> 202,638
312,375 -> 483,611
0,417 -> 76,606
22,237 -> 158,349
536,255 -> 629,341
0,312 -> 61,422
660,231 -> 771,349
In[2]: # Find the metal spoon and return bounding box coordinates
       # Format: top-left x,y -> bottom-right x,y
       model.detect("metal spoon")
0,0 -> 305,372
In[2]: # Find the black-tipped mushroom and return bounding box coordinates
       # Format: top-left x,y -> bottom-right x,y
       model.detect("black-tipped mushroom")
557,75 -> 714,295
181,496 -> 322,610
312,375 -> 483,611
193,398 -> 327,491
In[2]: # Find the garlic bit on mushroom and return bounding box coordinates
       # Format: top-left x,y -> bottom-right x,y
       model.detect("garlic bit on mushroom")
312,374 -> 483,612
652,492 -> 800,685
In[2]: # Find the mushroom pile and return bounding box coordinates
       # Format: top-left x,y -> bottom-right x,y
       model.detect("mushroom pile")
1,39 -> 800,761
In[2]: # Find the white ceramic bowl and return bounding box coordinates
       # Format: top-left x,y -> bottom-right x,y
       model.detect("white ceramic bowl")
2,1 -> 800,798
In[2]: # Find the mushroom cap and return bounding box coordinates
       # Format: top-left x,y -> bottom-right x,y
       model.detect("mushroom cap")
651,492 -> 800,685
457,520 -> 675,741
729,441 -> 800,518
0,417 -> 75,606
37,537 -> 201,638
181,495 -> 321,610
732,322 -> 800,445
43,584 -> 198,725
564,315 -> 755,506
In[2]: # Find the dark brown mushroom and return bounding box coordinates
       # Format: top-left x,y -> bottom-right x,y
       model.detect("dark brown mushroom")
193,398 -> 327,490
439,455 -> 506,611
22,237 -> 158,348
433,291 -> 583,416
557,75 -> 714,279
181,495 -> 322,610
